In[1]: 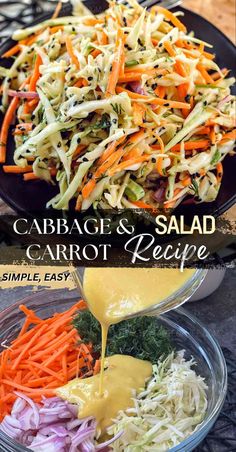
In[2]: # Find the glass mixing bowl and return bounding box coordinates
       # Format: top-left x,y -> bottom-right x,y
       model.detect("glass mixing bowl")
73,268 -> 207,319
0,289 -> 227,452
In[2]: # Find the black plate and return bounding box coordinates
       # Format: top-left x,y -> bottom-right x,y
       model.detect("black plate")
0,5 -> 235,216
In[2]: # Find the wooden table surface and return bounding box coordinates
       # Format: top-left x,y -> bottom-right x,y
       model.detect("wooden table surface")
183,0 -> 236,43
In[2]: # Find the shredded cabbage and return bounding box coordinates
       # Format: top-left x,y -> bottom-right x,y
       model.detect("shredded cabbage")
108,351 -> 208,451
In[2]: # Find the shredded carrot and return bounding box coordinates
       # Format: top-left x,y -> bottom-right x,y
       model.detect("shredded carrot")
197,63 -> 214,84
155,86 -> 166,99
211,68 -> 229,80
106,27 -> 125,96
51,1 -> 62,19
154,135 -> 165,176
210,126 -> 216,144
116,86 -> 191,109
0,300 -> 93,420
82,178 -> 96,199
164,188 -> 182,209
174,60 -> 188,78
180,176 -> 191,187
152,139 -> 209,152
2,44 -> 20,58
118,69 -> 159,83
108,154 -> 149,176
216,162 -> 223,182
133,102 -> 145,126
83,18 -> 103,26
132,200 -> 153,209
3,165 -> 33,173
151,6 -> 187,33
98,136 -> 126,164
65,36 -> 80,70
13,123 -> 33,135
23,173 -> 40,181
163,40 -> 176,57
220,129 -> 236,143
73,144 -> 87,157
99,31 -> 108,46
50,25 -> 64,34
29,54 -> 42,92
0,97 -> 19,163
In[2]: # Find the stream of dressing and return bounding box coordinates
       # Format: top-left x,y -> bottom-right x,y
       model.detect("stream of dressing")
57,267 -> 194,432
83,267 -> 194,396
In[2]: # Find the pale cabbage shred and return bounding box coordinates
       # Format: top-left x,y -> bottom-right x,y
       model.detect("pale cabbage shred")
107,351 -> 208,452
3,0 -> 235,210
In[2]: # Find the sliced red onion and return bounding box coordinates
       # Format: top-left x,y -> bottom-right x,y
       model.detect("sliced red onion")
8,89 -> 39,99
129,81 -> 146,96
12,397 -> 26,416
152,187 -> 166,203
0,418 -> 22,439
217,95 -> 232,109
15,391 -> 40,429
19,406 -> 38,430
1,395 -> 122,451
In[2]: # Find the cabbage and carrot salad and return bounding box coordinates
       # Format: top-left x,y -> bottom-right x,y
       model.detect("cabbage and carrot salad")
0,0 -> 235,211
0,302 -> 208,451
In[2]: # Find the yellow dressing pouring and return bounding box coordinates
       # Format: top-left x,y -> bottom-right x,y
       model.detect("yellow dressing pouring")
56,354 -> 152,432
83,267 -> 195,325
57,267 -> 194,433
83,267 -> 194,397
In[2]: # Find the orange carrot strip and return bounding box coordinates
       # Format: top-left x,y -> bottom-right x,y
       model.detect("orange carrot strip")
83,18 -> 103,26
174,60 -> 188,78
116,86 -> 190,109
27,361 -> 64,382
12,324 -> 48,370
99,31 -> 108,45
3,165 -> 33,173
163,40 -> 176,57
23,173 -> 39,181
164,188 -> 182,209
155,86 -> 166,99
151,139 -> 210,152
91,49 -> 101,58
155,135 -> 165,176
0,379 -> 56,395
106,27 -> 124,96
2,44 -> 20,58
132,200 -> 153,209
216,162 -> 223,182
98,136 -> 126,164
108,155 -> 149,176
82,179 -> 96,199
180,176 -> 191,187
0,97 -> 19,163
133,102 -> 145,126
51,1 -> 62,19
152,6 -> 187,32
29,54 -> 42,92
220,129 -> 236,143
65,36 -> 80,70
197,64 -> 214,84
50,25 -> 64,34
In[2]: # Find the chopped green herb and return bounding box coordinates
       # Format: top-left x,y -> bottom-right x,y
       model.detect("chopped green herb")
125,60 -> 138,67
73,310 -> 173,363
125,179 -> 145,201
211,148 -> 221,165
